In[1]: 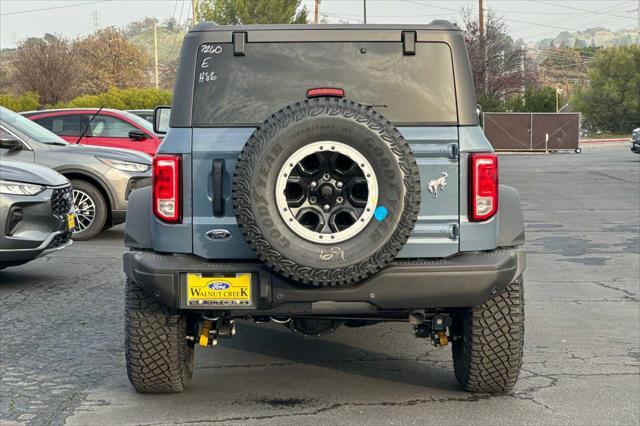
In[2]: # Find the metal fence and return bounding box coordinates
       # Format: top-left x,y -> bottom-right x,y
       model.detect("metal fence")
483,112 -> 581,153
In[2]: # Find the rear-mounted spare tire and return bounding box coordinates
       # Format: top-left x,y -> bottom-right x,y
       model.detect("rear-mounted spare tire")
233,98 -> 420,286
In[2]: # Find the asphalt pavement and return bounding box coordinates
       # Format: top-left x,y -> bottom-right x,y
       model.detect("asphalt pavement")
1,145 -> 638,425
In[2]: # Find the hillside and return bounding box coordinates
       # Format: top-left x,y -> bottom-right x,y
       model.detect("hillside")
127,26 -> 185,67
535,27 -> 638,49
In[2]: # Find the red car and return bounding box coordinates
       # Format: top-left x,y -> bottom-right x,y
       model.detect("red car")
22,108 -> 163,155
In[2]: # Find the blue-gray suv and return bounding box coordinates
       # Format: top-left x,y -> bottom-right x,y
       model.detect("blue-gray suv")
123,22 -> 526,395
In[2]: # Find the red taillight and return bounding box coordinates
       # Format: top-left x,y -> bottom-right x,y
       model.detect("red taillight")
306,87 -> 345,98
470,153 -> 498,221
153,155 -> 181,223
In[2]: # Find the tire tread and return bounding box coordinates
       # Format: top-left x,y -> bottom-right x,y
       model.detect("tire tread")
232,98 -> 421,287
124,278 -> 193,393
452,275 -> 524,394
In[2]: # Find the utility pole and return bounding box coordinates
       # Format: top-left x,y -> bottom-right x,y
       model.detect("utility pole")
363,0 -> 367,24
192,0 -> 198,24
92,11 -> 100,34
479,0 -> 485,93
637,0 -> 639,45
153,23 -> 159,89
520,45 -> 525,94
314,0 -> 320,24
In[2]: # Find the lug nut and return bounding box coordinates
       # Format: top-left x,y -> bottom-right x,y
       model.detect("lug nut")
310,181 -> 318,188
310,196 -> 317,203
336,196 -> 344,203
323,204 -> 330,211
323,173 -> 331,181
336,181 -> 343,189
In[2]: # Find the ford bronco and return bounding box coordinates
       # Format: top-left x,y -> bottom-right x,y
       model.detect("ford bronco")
123,22 -> 526,394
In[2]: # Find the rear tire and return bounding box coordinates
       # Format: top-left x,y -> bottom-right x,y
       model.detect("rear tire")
125,278 -> 194,393
452,275 -> 524,394
70,179 -> 108,241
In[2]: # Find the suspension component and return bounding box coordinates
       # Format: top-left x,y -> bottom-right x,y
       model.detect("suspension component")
199,320 -> 215,347
410,312 -> 452,347
198,318 -> 236,348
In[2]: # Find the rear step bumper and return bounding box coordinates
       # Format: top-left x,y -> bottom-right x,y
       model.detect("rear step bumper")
123,249 -> 525,315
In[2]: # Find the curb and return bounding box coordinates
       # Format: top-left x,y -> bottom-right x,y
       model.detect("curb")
580,138 -> 628,144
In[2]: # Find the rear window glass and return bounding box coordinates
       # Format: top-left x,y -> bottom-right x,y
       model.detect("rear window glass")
192,42 -> 457,126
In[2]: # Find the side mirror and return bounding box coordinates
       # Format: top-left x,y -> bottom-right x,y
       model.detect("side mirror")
476,104 -> 484,128
153,106 -> 171,135
0,138 -> 23,150
128,130 -> 148,141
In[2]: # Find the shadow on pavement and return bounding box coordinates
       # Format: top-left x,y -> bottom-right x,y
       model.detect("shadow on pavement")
198,321 -> 458,392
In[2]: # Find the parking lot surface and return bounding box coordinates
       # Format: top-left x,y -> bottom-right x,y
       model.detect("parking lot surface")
1,146 -> 638,425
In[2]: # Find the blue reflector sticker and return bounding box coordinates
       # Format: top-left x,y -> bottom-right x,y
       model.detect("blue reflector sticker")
374,206 -> 388,222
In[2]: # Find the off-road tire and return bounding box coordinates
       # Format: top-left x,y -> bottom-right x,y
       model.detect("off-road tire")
452,275 -> 524,394
69,179 -> 107,241
125,278 -> 194,393
233,97 -> 421,287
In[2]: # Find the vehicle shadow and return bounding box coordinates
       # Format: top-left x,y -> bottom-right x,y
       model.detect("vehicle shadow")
0,264 -> 68,285
197,321 -> 458,392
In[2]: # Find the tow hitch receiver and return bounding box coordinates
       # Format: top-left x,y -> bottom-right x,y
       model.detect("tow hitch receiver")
410,312 -> 452,348
199,318 -> 236,348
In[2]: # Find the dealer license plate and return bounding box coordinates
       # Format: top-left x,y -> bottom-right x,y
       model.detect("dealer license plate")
67,213 -> 76,230
186,273 -> 252,307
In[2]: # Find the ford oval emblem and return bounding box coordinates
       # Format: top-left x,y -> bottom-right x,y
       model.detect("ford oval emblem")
208,281 -> 230,291
206,229 -> 232,241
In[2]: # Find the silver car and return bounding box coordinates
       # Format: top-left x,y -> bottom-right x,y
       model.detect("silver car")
0,107 -> 152,240
0,160 -> 74,268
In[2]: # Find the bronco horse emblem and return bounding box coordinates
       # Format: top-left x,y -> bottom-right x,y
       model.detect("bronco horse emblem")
427,172 -> 448,198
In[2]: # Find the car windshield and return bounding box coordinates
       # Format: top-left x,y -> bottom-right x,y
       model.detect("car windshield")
121,111 -> 156,135
0,106 -> 69,145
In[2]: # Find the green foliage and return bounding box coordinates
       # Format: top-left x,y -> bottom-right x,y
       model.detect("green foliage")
198,0 -> 308,25
477,93 -> 506,112
127,26 -> 184,90
571,46 -> 640,133
55,87 -> 172,110
541,47 -> 587,73
510,87 -> 557,112
0,92 -> 40,112
479,87 -> 557,113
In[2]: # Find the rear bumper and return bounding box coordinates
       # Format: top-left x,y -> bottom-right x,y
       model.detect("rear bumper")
123,248 -> 525,315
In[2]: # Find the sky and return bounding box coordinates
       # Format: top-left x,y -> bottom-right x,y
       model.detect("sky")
0,0 -> 638,49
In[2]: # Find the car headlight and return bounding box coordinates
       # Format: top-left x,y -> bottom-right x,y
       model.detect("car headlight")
0,179 -> 45,196
97,157 -> 150,172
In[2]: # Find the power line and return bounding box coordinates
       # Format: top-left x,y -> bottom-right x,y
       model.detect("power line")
169,0 -> 186,54
0,0 -> 112,16
529,0 -> 635,19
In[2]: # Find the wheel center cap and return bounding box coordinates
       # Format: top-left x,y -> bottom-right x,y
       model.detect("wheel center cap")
319,185 -> 334,199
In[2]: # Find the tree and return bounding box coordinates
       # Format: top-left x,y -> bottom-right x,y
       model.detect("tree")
461,9 -> 537,110
10,34 -> 79,105
507,87 -> 556,112
123,17 -> 159,38
197,0 -> 307,25
571,46 -> 640,133
75,28 -> 151,95
541,46 -> 587,74
56,87 -> 172,110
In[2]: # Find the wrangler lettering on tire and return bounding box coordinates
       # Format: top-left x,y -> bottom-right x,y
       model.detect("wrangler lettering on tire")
233,98 -> 421,286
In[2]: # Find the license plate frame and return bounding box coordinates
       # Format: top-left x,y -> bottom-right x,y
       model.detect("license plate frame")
185,272 -> 253,308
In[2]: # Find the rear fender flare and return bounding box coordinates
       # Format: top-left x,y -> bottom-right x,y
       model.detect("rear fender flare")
497,185 -> 525,247
124,186 -> 152,249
